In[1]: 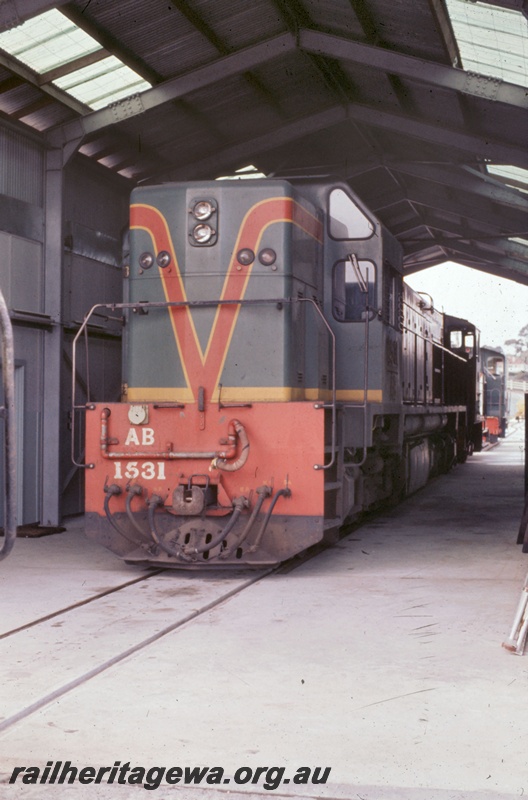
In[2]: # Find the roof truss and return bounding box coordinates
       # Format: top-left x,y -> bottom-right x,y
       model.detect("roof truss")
0,0 -> 525,284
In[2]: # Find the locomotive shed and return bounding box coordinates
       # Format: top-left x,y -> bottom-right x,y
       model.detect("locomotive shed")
0,0 -> 526,798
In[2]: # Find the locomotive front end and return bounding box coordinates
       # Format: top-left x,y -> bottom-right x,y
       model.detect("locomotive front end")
83,180 -> 330,567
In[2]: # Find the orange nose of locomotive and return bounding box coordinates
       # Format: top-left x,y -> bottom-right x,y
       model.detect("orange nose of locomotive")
84,399 -> 326,567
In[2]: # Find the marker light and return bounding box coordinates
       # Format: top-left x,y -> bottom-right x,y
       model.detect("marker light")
139,252 -> 154,269
237,248 -> 255,266
258,248 -> 277,266
157,251 -> 171,268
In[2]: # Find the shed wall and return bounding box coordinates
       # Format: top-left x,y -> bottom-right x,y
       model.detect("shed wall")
0,120 -> 129,525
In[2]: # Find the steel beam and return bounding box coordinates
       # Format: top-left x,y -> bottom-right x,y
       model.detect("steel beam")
387,161 -> 528,212
137,105 -> 350,182
367,176 -> 524,233
45,28 -> 527,166
405,184 -> 527,237
47,32 -> 295,148
0,49 -> 90,115
439,237 -> 528,279
403,234 -> 528,264
158,94 -> 528,185
399,210 -> 528,258
39,48 -> 109,85
299,30 -> 528,110
347,103 -> 528,168
40,148 -> 63,526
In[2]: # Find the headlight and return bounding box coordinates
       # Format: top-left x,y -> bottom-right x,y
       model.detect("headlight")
192,223 -> 215,244
192,200 -> 214,221
139,252 -> 154,269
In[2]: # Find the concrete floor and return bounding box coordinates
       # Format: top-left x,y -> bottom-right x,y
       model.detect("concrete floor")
0,426 -> 527,800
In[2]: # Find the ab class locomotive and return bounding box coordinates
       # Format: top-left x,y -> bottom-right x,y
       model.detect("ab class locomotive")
73,177 -> 483,568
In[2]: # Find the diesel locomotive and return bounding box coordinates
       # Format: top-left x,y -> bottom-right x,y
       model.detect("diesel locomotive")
75,177 -> 482,568
480,346 -> 508,444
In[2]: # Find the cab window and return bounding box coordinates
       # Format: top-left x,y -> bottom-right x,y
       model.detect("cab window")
333,258 -> 376,322
450,330 -> 463,349
328,188 -> 375,240
450,329 -> 475,357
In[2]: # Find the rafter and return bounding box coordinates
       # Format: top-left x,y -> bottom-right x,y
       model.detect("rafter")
440,238 -> 528,277
146,94 -> 528,186
403,180 -> 527,232
0,47 -> 90,115
396,208 -> 528,245
46,32 -> 296,148
298,30 -> 528,110
386,161 -> 528,212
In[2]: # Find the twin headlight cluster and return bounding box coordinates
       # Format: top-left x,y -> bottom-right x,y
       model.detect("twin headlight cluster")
189,198 -> 217,246
138,198 -> 277,270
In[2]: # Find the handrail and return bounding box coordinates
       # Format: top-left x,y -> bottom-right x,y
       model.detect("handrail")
338,254 -> 372,469
71,297 -> 336,470
0,289 -> 17,560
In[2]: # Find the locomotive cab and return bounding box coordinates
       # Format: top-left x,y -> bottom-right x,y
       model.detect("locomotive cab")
443,314 -> 483,456
481,346 -> 507,442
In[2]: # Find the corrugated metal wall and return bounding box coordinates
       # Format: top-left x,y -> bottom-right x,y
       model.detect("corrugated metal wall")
61,158 -> 129,517
0,126 -> 43,206
0,124 -> 45,525
0,119 -> 130,525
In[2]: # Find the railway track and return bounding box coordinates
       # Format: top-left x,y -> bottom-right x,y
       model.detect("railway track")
2,421 -> 516,740
0,565 -> 277,735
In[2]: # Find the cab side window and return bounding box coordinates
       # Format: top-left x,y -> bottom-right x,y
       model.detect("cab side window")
333,258 -> 376,322
328,189 -> 375,240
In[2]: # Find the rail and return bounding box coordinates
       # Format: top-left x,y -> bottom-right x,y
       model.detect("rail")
0,288 -> 17,561
71,297 -> 336,471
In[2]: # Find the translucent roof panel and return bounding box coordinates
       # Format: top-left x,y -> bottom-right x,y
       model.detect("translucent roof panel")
0,8 -> 151,110
53,57 -> 151,110
446,0 -> 528,88
487,164 -> 528,195
0,9 -> 100,73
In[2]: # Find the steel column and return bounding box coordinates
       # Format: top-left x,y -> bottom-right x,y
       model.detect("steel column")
40,148 -> 63,526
